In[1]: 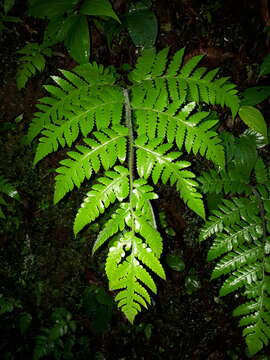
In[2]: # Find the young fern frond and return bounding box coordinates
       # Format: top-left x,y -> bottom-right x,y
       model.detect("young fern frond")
202,154 -> 270,355
16,43 -> 52,90
30,47 -> 241,322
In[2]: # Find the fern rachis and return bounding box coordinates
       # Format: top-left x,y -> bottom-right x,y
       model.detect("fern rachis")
30,47 -> 240,322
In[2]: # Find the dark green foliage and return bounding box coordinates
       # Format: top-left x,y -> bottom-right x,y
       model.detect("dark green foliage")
125,0 -> 158,48
0,175 -> 20,218
33,308 -> 76,360
0,0 -> 21,32
30,0 -> 119,64
200,134 -> 270,355
16,43 -> 52,89
16,0 -> 120,89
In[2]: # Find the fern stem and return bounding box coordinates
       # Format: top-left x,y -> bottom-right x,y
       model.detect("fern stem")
123,88 -> 135,234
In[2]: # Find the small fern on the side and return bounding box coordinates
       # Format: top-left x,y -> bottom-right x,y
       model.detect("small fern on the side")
29,47 -> 240,322
0,175 -> 20,218
16,43 -> 52,90
200,135 -> 270,355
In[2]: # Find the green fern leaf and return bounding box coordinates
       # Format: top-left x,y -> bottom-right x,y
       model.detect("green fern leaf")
106,232 -> 165,323
207,221 -> 263,261
219,263 -> 263,296
27,62 -> 119,144
30,47 -> 243,323
92,203 -> 129,254
204,155 -> 270,354
53,126 -> 128,203
132,85 -> 224,167
33,87 -> 124,163
166,47 -> 185,76
132,179 -> 158,225
199,168 -> 251,195
74,166 -> 129,235
16,43 -> 52,90
180,55 -> 204,77
134,213 -> 163,257
211,242 -> 264,280
129,47 -> 240,117
200,198 -> 259,241
135,136 -> 205,218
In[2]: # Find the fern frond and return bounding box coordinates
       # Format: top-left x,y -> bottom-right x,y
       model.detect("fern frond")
106,232 -> 165,323
132,179 -> 158,225
207,221 -> 263,261
92,177 -> 165,323
211,242 -> 264,279
133,212 -> 163,257
233,277 -> 270,355
199,168 -> 251,195
255,157 -> 269,185
132,84 -> 225,167
30,47 -> 244,324
219,263 -> 263,296
204,157 -> 270,355
199,132 -> 258,195
73,166 -> 129,235
129,47 -> 240,117
34,87 -> 124,163
16,43 -> 52,90
92,203 -> 129,254
27,63 -> 121,144
200,197 -> 259,241
135,136 -> 205,218
53,126 -> 128,203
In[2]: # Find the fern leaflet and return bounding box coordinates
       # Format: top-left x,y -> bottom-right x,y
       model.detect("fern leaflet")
17,43 -> 52,90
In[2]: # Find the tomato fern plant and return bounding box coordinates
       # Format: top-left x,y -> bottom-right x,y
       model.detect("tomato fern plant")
28,47 -> 240,323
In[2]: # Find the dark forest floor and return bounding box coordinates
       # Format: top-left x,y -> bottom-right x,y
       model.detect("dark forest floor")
1,1 -> 270,359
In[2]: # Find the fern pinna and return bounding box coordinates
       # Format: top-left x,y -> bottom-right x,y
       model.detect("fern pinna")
200,133 -> 270,355
29,47 -> 239,322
